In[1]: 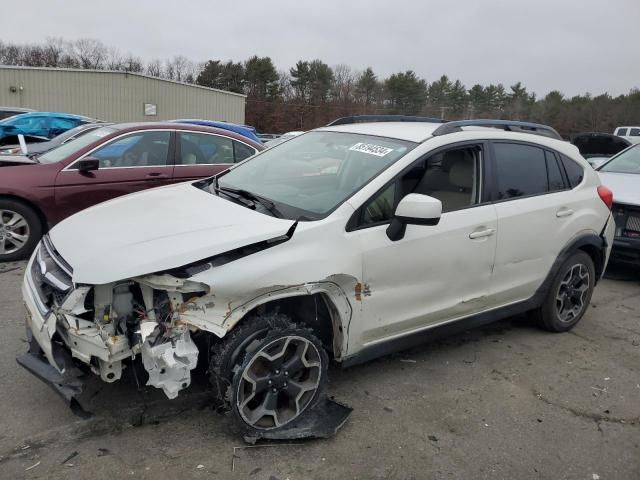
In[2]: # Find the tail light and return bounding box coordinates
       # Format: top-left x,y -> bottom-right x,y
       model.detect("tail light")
597,185 -> 613,210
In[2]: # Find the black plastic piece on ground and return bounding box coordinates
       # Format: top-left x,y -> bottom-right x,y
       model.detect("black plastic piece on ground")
16,336 -> 91,419
243,397 -> 353,444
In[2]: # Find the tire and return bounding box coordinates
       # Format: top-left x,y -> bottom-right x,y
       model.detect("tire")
210,313 -> 328,435
0,199 -> 42,262
533,251 -> 596,332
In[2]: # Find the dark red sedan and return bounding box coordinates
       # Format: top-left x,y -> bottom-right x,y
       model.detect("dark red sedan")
0,122 -> 264,261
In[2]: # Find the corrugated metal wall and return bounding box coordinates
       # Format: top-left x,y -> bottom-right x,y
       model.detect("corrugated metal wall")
0,66 -> 246,123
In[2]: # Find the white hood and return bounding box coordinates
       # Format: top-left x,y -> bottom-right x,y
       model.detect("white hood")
49,182 -> 295,284
597,171 -> 640,207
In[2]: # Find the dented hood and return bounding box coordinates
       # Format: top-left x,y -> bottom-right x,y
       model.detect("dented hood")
49,182 -> 295,285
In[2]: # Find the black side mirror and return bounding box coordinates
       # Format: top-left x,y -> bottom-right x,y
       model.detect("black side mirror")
77,157 -> 100,172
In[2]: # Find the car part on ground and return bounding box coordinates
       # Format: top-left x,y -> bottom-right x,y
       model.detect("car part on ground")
18,118 -> 614,440
571,132 -> 631,168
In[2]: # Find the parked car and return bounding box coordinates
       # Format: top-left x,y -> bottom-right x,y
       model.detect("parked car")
264,130 -> 304,147
17,118 -> 614,437
0,106 -> 34,121
0,122 -> 263,261
171,119 -> 262,143
571,132 -> 631,168
596,142 -> 640,265
0,122 -> 110,156
613,126 -> 640,144
0,112 -> 96,146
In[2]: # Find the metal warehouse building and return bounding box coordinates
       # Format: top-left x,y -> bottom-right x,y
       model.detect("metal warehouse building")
0,66 -> 245,123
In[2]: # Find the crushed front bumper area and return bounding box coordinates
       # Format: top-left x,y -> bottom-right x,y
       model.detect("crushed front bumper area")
16,326 -> 90,418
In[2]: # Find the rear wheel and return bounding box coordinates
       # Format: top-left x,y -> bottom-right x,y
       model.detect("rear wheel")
533,251 -> 595,332
0,200 -> 42,262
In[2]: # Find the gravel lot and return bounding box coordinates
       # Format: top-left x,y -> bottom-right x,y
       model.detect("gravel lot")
0,260 -> 638,480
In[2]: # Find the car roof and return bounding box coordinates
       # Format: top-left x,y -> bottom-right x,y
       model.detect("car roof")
7,111 -> 96,122
318,122 -> 441,143
106,122 -> 264,148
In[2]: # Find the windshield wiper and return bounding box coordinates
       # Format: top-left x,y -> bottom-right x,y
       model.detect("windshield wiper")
214,185 -> 256,209
218,186 -> 283,218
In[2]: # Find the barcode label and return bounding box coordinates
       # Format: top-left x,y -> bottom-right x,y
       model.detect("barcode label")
349,142 -> 393,157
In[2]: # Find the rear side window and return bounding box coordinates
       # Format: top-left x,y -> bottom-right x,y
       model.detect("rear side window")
493,143 -> 548,199
617,128 -> 628,136
561,155 -> 584,188
629,128 -> 640,136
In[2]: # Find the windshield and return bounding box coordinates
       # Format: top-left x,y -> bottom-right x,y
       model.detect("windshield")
214,131 -> 416,219
599,144 -> 640,174
38,126 -> 118,163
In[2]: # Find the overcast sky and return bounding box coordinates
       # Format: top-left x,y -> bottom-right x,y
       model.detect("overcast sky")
6,0 -> 640,97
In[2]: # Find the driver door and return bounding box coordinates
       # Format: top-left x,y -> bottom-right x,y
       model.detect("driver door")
347,143 -> 498,346
54,130 -> 175,222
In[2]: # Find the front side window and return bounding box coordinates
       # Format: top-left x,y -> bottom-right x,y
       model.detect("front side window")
355,145 -> 480,228
39,126 -> 118,163
494,143 -> 548,199
616,128 -> 628,136
215,131 -> 415,219
599,144 -> 640,174
178,132 -> 234,165
90,131 -> 170,168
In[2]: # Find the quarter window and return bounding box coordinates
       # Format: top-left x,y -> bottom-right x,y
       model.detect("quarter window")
233,141 -> 256,163
91,131 -> 170,168
493,143 -> 548,199
178,132 -> 234,165
561,155 -> 584,188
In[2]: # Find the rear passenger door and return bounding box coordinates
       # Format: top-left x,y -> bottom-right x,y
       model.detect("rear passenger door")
487,141 -> 582,306
173,131 -> 258,182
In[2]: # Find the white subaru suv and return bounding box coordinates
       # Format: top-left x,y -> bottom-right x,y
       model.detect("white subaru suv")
19,118 -> 615,436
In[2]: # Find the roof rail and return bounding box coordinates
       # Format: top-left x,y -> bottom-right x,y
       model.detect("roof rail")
327,115 -> 446,126
431,119 -> 562,140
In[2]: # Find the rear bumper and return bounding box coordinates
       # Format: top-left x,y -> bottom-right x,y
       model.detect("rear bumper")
610,237 -> 640,265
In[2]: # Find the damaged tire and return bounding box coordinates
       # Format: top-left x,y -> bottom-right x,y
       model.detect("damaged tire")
210,314 -> 328,434
533,251 -> 595,332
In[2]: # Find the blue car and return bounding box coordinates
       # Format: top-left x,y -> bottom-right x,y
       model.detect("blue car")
171,119 -> 262,143
0,112 -> 96,145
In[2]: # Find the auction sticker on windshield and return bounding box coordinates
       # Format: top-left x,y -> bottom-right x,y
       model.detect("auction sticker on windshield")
349,142 -> 394,157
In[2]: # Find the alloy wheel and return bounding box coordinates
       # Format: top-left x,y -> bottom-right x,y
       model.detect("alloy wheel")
237,335 -> 322,429
0,210 -> 30,255
555,263 -> 590,323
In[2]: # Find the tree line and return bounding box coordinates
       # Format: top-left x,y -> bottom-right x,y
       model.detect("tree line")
2,37 -> 639,136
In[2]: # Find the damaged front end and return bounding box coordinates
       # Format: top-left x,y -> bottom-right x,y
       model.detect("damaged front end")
18,236 -> 208,409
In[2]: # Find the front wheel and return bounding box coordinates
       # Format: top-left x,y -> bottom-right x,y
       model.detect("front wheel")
533,251 -> 595,332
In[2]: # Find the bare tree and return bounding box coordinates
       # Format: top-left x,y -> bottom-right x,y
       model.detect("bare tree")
43,37 -> 66,67
331,64 -> 356,104
72,38 -> 107,69
146,58 -> 163,77
165,55 -> 191,82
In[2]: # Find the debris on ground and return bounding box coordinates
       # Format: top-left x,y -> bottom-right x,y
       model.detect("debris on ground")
61,451 -> 78,464
97,448 -> 110,457
400,359 -> 417,363
231,444 -> 302,472
24,461 -> 41,471
242,397 -> 352,444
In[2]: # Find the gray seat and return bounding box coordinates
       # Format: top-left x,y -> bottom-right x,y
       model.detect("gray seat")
415,150 -> 475,212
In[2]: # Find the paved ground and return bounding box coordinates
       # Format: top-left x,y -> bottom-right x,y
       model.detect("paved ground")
0,260 -> 638,480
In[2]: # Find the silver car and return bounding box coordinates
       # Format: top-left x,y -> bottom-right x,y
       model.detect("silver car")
597,143 -> 640,265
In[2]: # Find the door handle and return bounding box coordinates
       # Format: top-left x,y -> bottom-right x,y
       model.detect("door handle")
556,208 -> 574,218
469,228 -> 496,239
145,173 -> 169,181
